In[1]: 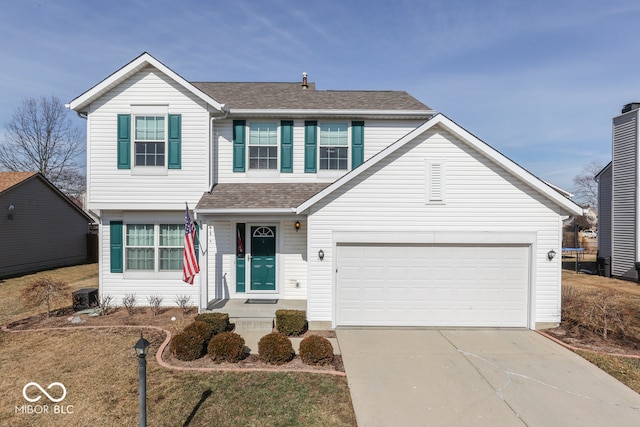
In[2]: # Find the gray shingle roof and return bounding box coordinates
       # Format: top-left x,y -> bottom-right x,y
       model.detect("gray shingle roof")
191,82 -> 431,111
196,183 -> 331,210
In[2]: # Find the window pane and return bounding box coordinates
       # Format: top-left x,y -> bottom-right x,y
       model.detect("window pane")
320,146 -> 348,170
159,248 -> 182,271
135,116 -> 165,141
160,224 -> 184,246
135,142 -> 165,166
126,224 -> 154,246
320,123 -> 348,146
249,145 -> 277,169
249,122 -> 277,145
126,248 -> 154,270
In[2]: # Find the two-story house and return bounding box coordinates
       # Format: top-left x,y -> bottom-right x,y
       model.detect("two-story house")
68,53 -> 581,330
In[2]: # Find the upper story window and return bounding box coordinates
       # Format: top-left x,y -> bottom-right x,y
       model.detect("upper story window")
248,122 -> 277,170
319,123 -> 348,170
134,116 -> 166,167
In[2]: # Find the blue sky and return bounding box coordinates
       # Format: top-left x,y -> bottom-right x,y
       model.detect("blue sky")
1,0 -> 639,192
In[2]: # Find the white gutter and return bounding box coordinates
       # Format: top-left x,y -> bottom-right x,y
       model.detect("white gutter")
195,208 -> 295,215
229,108 -> 435,118
208,106 -> 229,192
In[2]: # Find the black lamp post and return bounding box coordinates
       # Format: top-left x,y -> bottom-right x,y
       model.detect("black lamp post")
133,333 -> 150,427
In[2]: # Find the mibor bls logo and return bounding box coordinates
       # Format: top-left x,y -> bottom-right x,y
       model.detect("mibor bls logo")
15,382 -> 74,415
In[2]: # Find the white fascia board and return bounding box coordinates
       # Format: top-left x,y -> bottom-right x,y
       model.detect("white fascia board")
68,52 -> 226,113
296,113 -> 583,216
194,208 -> 296,215
230,109 -> 435,118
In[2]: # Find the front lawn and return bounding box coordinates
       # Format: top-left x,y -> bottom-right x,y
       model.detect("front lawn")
0,265 -> 356,426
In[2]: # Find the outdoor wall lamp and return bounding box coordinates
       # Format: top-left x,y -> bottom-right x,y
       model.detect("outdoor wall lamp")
133,333 -> 151,427
295,221 -> 301,232
318,249 -> 325,261
8,204 -> 14,220
547,249 -> 557,261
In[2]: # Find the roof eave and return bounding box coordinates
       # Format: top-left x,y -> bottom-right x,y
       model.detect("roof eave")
67,52 -> 226,114
229,109 -> 435,119
194,208 -> 296,215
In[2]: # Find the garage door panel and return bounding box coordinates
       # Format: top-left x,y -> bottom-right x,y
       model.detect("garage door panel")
336,244 -> 529,327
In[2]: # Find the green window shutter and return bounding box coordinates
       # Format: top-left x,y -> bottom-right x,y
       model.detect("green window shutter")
117,114 -> 131,169
110,221 -> 124,273
280,120 -> 293,173
168,114 -> 182,169
194,221 -> 200,262
351,121 -> 365,169
304,120 -> 317,173
233,120 -> 246,172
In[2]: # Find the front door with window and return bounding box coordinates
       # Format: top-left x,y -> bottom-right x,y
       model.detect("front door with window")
250,226 -> 276,291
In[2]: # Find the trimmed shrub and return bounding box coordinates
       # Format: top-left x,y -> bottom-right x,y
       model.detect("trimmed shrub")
207,332 -> 246,363
194,312 -> 230,334
275,309 -> 307,336
183,321 -> 216,342
171,330 -> 207,361
170,321 -> 215,361
258,332 -> 294,365
299,335 -> 334,366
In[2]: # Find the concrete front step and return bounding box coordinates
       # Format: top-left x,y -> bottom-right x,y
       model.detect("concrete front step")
231,317 -> 274,332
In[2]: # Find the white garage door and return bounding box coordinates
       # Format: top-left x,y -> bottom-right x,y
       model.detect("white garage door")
336,244 -> 530,327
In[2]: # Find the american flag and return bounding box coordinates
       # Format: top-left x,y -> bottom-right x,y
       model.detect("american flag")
183,204 -> 200,284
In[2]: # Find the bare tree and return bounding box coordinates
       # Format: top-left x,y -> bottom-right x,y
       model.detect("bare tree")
572,161 -> 604,207
0,95 -> 84,193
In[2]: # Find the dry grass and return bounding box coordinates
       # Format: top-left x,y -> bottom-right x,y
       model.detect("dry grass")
0,328 -> 355,426
0,264 -> 99,325
0,265 -> 356,426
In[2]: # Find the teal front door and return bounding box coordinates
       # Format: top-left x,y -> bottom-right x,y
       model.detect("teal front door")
250,226 -> 276,291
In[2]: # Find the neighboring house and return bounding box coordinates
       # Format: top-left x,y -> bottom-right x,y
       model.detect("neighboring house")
596,102 -> 640,280
68,53 -> 581,330
0,172 -> 93,278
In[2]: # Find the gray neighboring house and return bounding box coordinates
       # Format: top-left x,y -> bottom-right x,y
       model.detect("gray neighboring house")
0,171 -> 93,278
597,102 -> 640,280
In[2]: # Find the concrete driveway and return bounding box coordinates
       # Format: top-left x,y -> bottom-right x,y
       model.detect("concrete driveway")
336,329 -> 640,426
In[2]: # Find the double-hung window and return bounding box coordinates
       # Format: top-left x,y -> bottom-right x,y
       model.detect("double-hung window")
135,116 -> 165,167
248,122 -> 278,170
319,123 -> 348,170
125,224 -> 184,272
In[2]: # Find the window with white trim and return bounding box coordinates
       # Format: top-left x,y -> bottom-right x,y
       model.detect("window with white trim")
319,123 -> 348,170
125,223 -> 184,271
248,122 -> 277,169
134,116 -> 165,167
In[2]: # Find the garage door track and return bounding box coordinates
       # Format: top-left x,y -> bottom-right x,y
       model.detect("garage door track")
337,329 -> 640,426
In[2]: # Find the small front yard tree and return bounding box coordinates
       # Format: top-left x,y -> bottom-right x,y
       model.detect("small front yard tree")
21,277 -> 69,317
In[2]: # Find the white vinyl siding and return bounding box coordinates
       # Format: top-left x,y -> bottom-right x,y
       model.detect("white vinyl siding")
99,211 -> 198,306
85,67 -> 210,211
215,119 -> 423,183
612,111 -> 638,278
201,219 -> 307,301
305,126 -> 563,327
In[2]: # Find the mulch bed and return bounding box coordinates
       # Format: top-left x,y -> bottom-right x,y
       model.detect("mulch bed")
3,306 -> 344,373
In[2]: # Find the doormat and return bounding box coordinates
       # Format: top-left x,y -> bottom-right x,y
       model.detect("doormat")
245,299 -> 278,304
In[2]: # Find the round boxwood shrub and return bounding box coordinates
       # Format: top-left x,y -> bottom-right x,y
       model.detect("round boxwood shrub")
258,332 -> 294,365
184,321 -> 216,342
299,335 -> 334,366
194,312 -> 230,335
207,331 -> 246,363
170,321 -> 215,361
